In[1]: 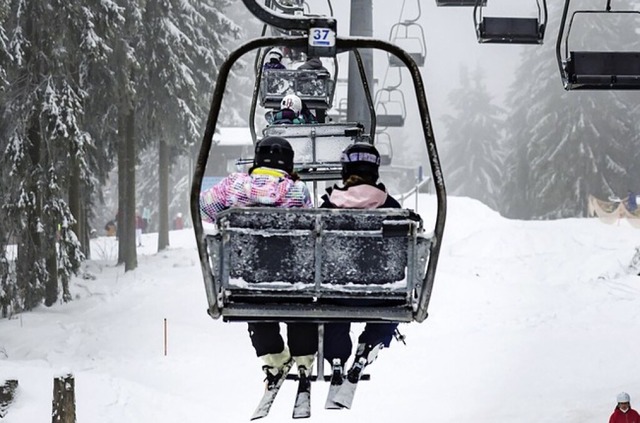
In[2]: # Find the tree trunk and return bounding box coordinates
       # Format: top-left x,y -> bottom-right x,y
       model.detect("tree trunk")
124,107 -> 137,271
68,164 -> 89,257
51,374 -> 75,423
117,113 -> 126,265
158,139 -> 170,251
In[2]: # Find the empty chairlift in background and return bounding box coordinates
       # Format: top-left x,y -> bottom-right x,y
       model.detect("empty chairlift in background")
376,130 -> 393,166
556,0 -> 640,90
374,87 -> 407,128
388,0 -> 426,67
436,0 -> 485,6
474,0 -> 547,44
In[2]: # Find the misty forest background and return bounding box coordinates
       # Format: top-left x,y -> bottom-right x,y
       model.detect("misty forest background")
1,0 -> 640,316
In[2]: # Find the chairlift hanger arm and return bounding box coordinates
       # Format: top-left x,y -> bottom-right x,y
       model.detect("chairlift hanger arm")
242,0 -> 335,31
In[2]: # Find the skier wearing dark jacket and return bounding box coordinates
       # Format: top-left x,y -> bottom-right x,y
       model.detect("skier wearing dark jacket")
320,142 -> 401,378
610,392 -> 640,423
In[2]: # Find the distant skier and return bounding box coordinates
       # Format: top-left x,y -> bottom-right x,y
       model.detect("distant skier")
199,136 -> 317,384
610,392 -> 640,423
266,94 -> 311,125
320,142 -> 403,380
262,48 -> 286,70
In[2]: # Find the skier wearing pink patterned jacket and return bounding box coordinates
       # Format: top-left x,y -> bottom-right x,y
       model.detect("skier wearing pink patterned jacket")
199,135 -> 318,386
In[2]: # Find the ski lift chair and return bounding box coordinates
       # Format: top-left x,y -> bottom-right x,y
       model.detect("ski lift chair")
436,0 -> 486,6
192,0 -> 446,329
556,0 -> 640,90
376,131 -> 393,166
327,97 -> 348,123
474,0 -> 547,44
374,88 -> 407,128
388,22 -> 427,67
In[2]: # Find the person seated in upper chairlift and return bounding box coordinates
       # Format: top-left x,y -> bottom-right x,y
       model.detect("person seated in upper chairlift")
265,94 -> 316,125
297,56 -> 329,73
262,48 -> 287,71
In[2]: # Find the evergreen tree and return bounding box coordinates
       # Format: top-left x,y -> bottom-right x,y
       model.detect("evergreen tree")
501,2 -> 640,219
441,65 -> 505,210
1,0 -> 120,311
139,0 -> 240,251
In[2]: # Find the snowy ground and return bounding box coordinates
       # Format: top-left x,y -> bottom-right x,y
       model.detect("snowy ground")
2,194 -> 640,422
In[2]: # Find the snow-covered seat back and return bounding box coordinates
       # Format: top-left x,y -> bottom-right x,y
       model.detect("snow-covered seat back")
260,69 -> 334,110
262,123 -> 367,181
204,207 -> 431,322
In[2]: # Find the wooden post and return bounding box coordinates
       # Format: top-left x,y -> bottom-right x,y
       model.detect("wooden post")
0,379 -> 19,418
52,374 -> 76,423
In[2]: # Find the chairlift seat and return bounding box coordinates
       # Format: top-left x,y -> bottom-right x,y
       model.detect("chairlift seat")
477,17 -> 542,44
261,69 -> 334,110
436,0 -> 486,5
389,52 -> 426,67
263,122 -> 366,181
204,207 -> 431,322
564,51 -> 640,90
376,114 -> 405,127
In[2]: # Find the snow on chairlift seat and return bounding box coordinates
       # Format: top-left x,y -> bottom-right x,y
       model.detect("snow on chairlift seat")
205,207 -> 431,322
263,122 -> 367,181
260,68 -> 334,111
563,51 -> 640,90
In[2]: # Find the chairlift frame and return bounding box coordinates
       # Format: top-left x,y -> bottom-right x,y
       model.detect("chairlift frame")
473,0 -> 547,44
556,0 -> 640,90
191,0 -> 446,328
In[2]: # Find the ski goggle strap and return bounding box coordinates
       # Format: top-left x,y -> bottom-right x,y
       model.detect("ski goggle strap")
341,151 -> 380,166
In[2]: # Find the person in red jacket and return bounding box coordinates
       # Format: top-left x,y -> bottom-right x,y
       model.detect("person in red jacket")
610,392 -> 640,423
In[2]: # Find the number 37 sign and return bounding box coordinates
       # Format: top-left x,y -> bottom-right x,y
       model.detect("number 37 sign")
309,28 -> 336,47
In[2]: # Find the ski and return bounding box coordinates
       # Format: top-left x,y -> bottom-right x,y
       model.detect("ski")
250,360 -> 294,421
292,368 -> 311,419
331,357 -> 367,409
324,360 -> 345,410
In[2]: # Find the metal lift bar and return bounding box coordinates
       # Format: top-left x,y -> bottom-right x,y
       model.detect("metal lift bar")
473,0 -> 547,44
556,0 -> 640,90
190,35 -> 446,323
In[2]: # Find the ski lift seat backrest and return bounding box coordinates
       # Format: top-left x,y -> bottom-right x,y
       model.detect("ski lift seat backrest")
565,51 -> 640,89
262,122 -> 366,180
204,207 -> 431,321
478,17 -> 542,44
260,68 -> 334,110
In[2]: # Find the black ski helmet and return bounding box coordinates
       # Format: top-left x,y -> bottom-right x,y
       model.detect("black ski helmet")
340,142 -> 381,181
253,136 -> 295,173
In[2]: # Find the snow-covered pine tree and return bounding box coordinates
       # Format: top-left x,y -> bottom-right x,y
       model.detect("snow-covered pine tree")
441,65 -> 505,210
1,0 -> 119,311
501,1 -> 640,219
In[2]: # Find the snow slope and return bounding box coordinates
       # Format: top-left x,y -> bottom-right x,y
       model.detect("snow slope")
2,194 -> 640,422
